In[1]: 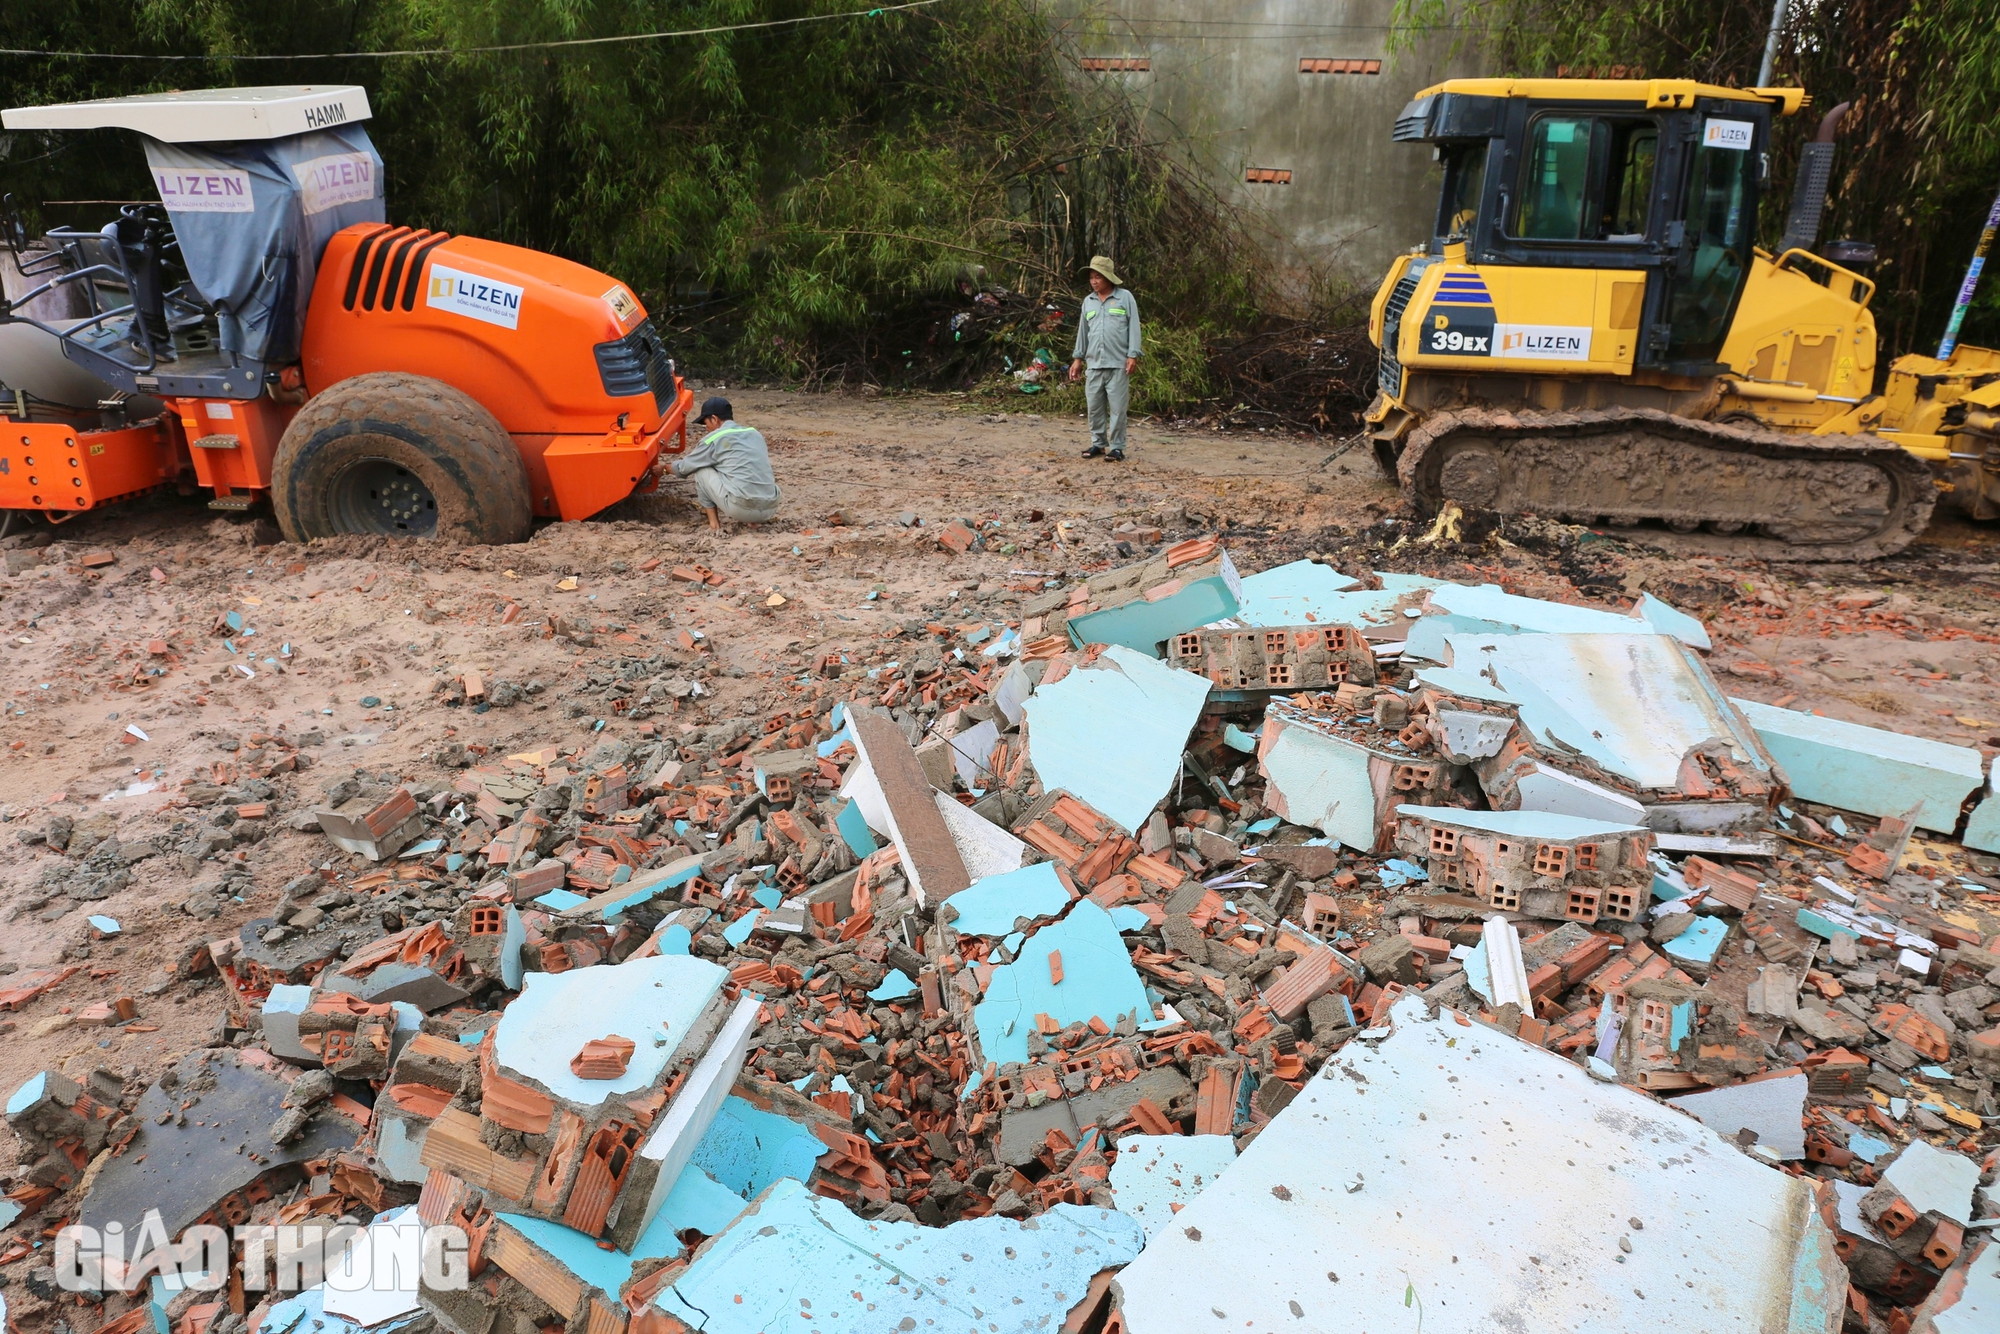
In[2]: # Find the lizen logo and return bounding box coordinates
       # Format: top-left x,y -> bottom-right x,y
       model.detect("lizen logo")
153,167 -> 254,214
427,264 -> 525,330
1495,324 -> 1592,360
291,152 -> 377,216
1702,118 -> 1755,152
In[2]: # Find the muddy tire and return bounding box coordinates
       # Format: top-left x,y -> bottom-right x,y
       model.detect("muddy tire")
272,372 -> 531,544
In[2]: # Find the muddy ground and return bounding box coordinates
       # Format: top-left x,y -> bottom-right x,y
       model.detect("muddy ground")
2,386 -> 1999,1173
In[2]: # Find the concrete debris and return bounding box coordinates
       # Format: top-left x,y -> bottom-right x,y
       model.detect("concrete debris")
1228,559 -> 1412,629
1113,993 -> 1849,1333
971,900 -> 1150,1066
6,543 -> 2000,1334
1164,622 -> 1378,696
1107,1133 -> 1236,1240
647,1177 -> 1142,1333
1735,696 -> 1988,836
1406,578 -> 1673,658
1030,539 -> 1238,654
1667,1068 -> 1809,1160
74,1049 -> 364,1243
1019,644 -> 1210,834
1420,631 -> 1780,832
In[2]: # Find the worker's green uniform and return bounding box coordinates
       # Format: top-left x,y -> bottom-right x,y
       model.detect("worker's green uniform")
1073,287 -> 1143,455
670,420 -> 781,523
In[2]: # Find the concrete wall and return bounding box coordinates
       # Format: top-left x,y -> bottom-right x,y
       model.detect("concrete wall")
1051,2 -> 1489,295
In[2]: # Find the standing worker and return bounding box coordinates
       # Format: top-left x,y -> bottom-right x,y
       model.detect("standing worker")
1067,255 -> 1142,461
671,397 -> 782,531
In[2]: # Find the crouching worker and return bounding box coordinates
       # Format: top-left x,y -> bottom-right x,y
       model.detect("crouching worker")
671,396 -> 781,530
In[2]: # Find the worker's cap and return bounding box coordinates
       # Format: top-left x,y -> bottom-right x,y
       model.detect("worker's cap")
1083,255 -> 1123,287
698,396 -> 733,424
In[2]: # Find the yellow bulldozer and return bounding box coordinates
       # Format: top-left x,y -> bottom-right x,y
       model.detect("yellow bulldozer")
1366,78 -> 2000,559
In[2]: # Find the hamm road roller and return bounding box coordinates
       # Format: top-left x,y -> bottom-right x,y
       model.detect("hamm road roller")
0,84 -> 694,543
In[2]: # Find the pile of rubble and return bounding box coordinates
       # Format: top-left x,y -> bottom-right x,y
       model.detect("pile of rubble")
6,541 -> 1999,1334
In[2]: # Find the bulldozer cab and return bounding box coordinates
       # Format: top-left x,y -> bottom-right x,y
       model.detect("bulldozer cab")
1396,80 -> 1802,371
0,86 -> 383,401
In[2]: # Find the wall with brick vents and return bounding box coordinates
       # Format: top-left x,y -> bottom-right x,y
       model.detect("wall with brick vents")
1054,0 -> 1490,286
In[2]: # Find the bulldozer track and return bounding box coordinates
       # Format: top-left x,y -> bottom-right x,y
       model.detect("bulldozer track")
1397,406 -> 1937,563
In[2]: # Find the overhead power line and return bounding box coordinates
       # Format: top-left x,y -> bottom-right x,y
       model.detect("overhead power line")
0,0 -> 941,61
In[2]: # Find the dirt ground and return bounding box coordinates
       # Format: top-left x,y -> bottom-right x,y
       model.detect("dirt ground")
3,386 -> 2000,1175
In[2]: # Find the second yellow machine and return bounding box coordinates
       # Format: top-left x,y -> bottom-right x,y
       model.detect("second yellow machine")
1367,78 -> 2000,558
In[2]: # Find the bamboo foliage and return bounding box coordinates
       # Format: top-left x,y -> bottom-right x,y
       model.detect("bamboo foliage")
0,0 -> 1272,386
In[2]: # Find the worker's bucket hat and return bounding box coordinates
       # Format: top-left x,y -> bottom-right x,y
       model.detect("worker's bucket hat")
1084,255 -> 1123,287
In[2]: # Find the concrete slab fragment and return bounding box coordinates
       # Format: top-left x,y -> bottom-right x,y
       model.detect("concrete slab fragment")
1112,994 -> 1847,1334
833,798 -> 877,859
1411,663 -> 1518,705
939,718 -> 1001,786
1663,914 -> 1730,967
1393,804 -> 1646,842
1881,1140 -> 1978,1225
973,901 -> 1151,1066
619,993 -> 762,1253
1924,1233 -> 1998,1334
374,1110 -> 428,1184
868,968 -> 917,1001
1434,706 -> 1513,761
1108,1134 -> 1237,1240
323,960 -> 469,1012
1407,581 -> 1664,662
1375,571 -> 1448,594
555,856 -> 705,924
261,1209 -> 430,1334
1429,582 -> 1653,636
996,1067 -> 1194,1168
993,659 -> 1036,727
1022,645 -> 1210,835
1963,760 -> 2000,854
943,862 -> 1070,936
1513,761 -> 1651,824
1448,633 -> 1771,793
319,1207 -> 426,1328
1633,591 -> 1713,650
497,904 -> 525,990
656,1165 -> 755,1239
493,954 -> 726,1106
652,1178 -> 1143,1334
688,1095 -> 829,1200
844,706 -> 973,905
4,1073 -> 44,1118
1667,1070 -> 1808,1159
1733,697 -> 1985,835
1065,574 -> 1239,655
934,790 -> 1028,882
260,983 -> 314,1063
1228,559 -> 1367,627
1257,713 -> 1381,851
79,1050 -> 360,1243
1480,916 -> 1532,1009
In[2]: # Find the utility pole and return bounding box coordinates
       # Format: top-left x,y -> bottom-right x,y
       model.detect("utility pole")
1756,0 -> 1789,87
1938,184 -> 2000,360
